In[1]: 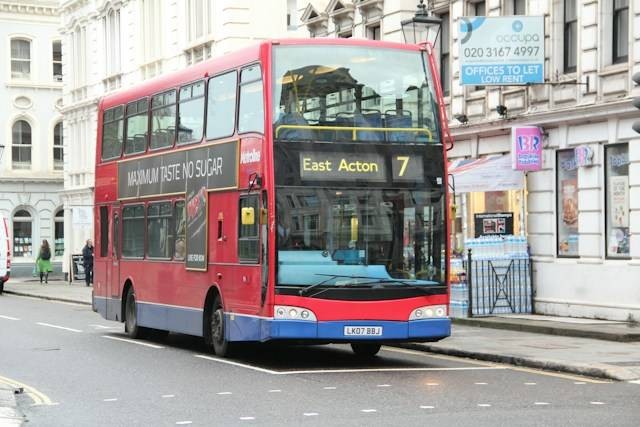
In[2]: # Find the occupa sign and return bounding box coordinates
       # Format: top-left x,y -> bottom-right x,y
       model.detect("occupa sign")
459,16 -> 544,85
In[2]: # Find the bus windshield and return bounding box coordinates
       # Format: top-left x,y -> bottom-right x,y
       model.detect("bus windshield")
275,186 -> 445,293
272,45 -> 439,144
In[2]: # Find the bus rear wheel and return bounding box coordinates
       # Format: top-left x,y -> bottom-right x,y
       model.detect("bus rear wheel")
124,288 -> 146,339
208,296 -> 234,357
350,343 -> 381,358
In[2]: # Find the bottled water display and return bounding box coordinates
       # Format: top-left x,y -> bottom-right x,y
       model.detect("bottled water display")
449,235 -> 532,317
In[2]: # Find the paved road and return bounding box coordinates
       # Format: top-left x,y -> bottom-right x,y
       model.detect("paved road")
1,294 -> 639,426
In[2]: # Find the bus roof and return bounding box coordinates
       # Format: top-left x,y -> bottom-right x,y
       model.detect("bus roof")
99,38 -> 422,110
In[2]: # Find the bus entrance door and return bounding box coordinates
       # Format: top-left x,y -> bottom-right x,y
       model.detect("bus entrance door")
107,209 -> 121,319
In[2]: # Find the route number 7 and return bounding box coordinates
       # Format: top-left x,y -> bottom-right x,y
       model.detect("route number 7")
397,156 -> 410,177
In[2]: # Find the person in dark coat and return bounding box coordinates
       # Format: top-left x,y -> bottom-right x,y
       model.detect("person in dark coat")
82,239 -> 94,286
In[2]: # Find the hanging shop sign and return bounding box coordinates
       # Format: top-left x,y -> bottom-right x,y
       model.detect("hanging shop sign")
474,212 -> 514,237
511,126 -> 543,171
574,145 -> 595,167
459,16 -> 545,85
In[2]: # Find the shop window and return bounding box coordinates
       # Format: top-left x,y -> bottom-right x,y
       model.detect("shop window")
122,205 -> 145,258
557,150 -> 579,257
13,209 -> 33,257
54,209 -> 64,256
147,202 -> 173,259
238,65 -> 264,134
605,144 -> 630,258
206,71 -> 237,140
174,201 -> 186,260
239,195 -> 259,262
178,80 -> 205,144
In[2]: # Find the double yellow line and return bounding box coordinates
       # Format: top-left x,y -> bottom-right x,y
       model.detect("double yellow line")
0,374 -> 54,406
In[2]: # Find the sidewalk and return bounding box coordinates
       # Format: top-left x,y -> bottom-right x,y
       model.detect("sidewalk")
0,384 -> 23,426
2,278 -> 640,381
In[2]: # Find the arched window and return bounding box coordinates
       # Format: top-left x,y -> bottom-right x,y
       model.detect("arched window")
54,209 -> 64,256
10,38 -> 31,79
12,120 -> 32,169
13,209 -> 33,258
54,122 -> 63,170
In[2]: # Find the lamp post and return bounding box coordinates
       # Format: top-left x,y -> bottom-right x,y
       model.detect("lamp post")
401,0 -> 442,47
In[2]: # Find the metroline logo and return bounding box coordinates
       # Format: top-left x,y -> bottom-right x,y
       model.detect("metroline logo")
240,148 -> 261,164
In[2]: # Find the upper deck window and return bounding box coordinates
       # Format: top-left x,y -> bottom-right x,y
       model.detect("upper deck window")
238,65 -> 264,134
150,89 -> 177,150
206,71 -> 237,140
178,80 -> 205,144
102,105 -> 124,160
272,46 -> 439,144
124,98 -> 149,155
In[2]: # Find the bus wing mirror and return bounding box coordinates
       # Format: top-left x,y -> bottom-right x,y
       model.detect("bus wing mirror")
241,207 -> 255,225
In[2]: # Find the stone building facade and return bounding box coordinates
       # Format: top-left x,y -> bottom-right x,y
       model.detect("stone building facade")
0,0 -> 64,276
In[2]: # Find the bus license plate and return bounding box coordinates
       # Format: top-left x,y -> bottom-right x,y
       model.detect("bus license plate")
344,326 -> 383,336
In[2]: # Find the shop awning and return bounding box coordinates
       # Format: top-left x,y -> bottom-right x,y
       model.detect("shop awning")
449,155 -> 524,193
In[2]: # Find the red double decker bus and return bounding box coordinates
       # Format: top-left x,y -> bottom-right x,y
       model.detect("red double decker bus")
93,38 -> 453,357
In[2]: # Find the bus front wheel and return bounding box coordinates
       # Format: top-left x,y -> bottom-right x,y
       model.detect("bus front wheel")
209,296 -> 234,357
350,343 -> 381,358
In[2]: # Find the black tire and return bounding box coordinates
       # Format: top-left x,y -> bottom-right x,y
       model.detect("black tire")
0,280 -> 4,295
124,288 -> 146,338
208,296 -> 234,357
350,342 -> 381,358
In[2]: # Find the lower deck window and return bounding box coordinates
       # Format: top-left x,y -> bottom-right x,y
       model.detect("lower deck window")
122,205 -> 145,257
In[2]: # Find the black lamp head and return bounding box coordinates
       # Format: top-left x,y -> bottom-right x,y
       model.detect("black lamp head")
496,105 -> 508,117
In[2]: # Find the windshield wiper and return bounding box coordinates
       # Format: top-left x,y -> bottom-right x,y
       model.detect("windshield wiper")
298,274 -> 384,297
348,279 -> 439,295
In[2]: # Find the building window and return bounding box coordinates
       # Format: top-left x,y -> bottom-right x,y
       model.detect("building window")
512,0 -> 526,14
557,150 -> 579,257
124,99 -> 149,155
338,31 -> 352,38
186,0 -> 213,43
239,195 -> 259,262
52,40 -> 62,81
612,0 -> 628,64
10,38 -> 31,79
605,144 -> 630,258
207,71 -> 237,140
238,65 -> 264,134
178,80 -> 205,144
12,210 -> 33,258
103,8 -> 121,76
54,122 -> 63,170
141,0 -> 162,61
54,209 -> 64,257
439,13 -> 450,96
366,23 -> 380,40
185,42 -> 213,66
287,0 -> 297,30
147,202 -> 173,259
102,105 -> 124,160
472,1 -> 486,16
150,90 -> 176,150
72,26 -> 87,87
563,0 -> 577,73
12,120 -> 32,169
122,205 -> 145,258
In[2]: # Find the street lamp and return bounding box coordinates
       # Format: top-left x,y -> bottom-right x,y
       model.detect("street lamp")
401,0 -> 442,46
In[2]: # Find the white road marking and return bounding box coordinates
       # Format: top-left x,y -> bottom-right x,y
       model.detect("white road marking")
195,355 -> 279,374
377,384 -> 391,388
590,401 -> 605,405
384,347 -> 499,367
0,315 -> 20,320
239,417 -> 255,421
89,324 -> 119,329
477,404 -> 491,407
524,382 -> 537,386
361,409 -> 377,413
103,398 -> 118,402
217,392 -> 232,395
574,382 -> 586,385
102,335 -> 164,349
176,422 -> 193,425
534,402 -> 550,406
303,413 -> 319,416
275,366 -> 506,375
510,366 -> 610,383
162,395 -> 175,398
475,382 -> 488,385
420,405 -> 435,409
323,387 -> 337,390
36,322 -> 82,333
268,390 -> 281,393
426,382 -> 439,386
628,380 -> 640,385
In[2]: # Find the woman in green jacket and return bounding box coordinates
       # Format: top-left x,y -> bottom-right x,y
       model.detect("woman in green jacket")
36,240 -> 52,284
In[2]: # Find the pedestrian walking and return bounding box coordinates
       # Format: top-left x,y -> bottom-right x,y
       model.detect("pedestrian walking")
82,239 -> 94,286
36,240 -> 52,284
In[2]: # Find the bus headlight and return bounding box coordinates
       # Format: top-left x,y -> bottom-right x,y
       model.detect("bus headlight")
274,305 -> 317,321
409,305 -> 447,320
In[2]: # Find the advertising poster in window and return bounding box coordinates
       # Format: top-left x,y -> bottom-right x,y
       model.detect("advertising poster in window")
606,144 -> 630,257
474,212 -> 514,237
557,150 -> 578,256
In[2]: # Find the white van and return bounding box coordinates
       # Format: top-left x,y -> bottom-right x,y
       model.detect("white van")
0,215 -> 10,294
